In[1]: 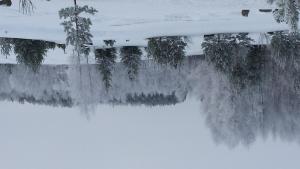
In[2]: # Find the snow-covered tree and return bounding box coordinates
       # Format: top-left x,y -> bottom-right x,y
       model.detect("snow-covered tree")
59,1 -> 97,61
0,37 -> 12,57
147,36 -> 187,68
13,38 -> 57,72
270,0 -> 299,33
202,33 -> 256,91
271,31 -> 300,69
120,46 -> 142,81
202,34 -> 235,73
95,47 -> 117,91
192,46 -> 300,147
202,33 -> 252,73
59,1 -> 97,114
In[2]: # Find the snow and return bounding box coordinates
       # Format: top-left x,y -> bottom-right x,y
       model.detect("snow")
1,100 -> 300,169
1,2 -> 300,168
0,0 -> 290,64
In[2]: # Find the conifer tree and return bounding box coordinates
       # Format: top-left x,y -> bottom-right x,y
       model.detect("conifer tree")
13,39 -> 48,72
95,45 -> 117,91
147,36 -> 187,68
270,0 -> 299,33
59,0 -> 97,62
0,38 -> 12,57
202,34 -> 236,73
120,46 -> 142,81
271,31 -> 300,69
202,33 -> 256,91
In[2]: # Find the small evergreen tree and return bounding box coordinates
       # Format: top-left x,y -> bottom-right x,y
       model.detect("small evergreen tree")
202,34 -> 236,73
95,47 -> 117,91
120,46 -> 142,80
13,39 -> 48,72
147,36 -> 187,68
0,37 -> 12,57
59,1 -> 97,61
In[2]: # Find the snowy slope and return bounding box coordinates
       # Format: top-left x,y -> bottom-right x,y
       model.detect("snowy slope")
0,0 -> 285,42
0,0 -> 288,64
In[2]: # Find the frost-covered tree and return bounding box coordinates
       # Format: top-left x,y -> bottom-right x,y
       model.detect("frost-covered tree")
13,39 -> 49,72
202,33 -> 252,72
120,46 -> 142,81
202,34 -> 235,73
147,36 -> 187,68
202,33 -> 257,91
270,0 -> 299,33
192,48 -> 300,147
1,37 -> 63,70
59,1 -> 97,114
271,31 -> 300,69
245,45 -> 267,86
95,46 -> 117,91
59,0 -> 97,61
0,37 -> 12,57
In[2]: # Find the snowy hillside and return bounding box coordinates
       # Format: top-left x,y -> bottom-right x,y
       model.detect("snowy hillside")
0,0 -> 286,42
0,0 -> 290,64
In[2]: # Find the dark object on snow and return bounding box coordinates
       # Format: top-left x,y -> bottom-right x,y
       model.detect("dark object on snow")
242,10 -> 250,17
259,9 -> 272,13
0,0 -> 12,6
204,34 -> 215,39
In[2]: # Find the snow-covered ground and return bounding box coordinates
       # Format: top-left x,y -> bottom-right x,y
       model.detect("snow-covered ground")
2,100 -> 300,169
0,0 -> 289,64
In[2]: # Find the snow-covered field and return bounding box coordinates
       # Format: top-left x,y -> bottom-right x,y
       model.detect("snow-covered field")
0,0 -> 289,64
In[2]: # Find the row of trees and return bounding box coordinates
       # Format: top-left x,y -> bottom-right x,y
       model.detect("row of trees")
94,37 -> 187,91
202,33 -> 265,91
199,32 -> 300,147
0,37 -> 65,71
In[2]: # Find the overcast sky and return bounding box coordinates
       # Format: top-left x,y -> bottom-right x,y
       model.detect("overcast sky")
1,100 -> 300,169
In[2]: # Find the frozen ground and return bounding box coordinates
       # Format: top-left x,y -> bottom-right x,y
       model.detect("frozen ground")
0,0 -> 289,64
1,100 -> 300,169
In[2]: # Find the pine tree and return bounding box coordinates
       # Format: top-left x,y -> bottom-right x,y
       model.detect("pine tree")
120,46 -> 142,81
59,0 -> 97,61
147,36 -> 187,68
202,34 -> 236,73
270,0 -> 299,33
95,47 -> 117,91
202,33 -> 255,90
0,37 -> 12,57
270,31 -> 300,69
13,39 -> 49,72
